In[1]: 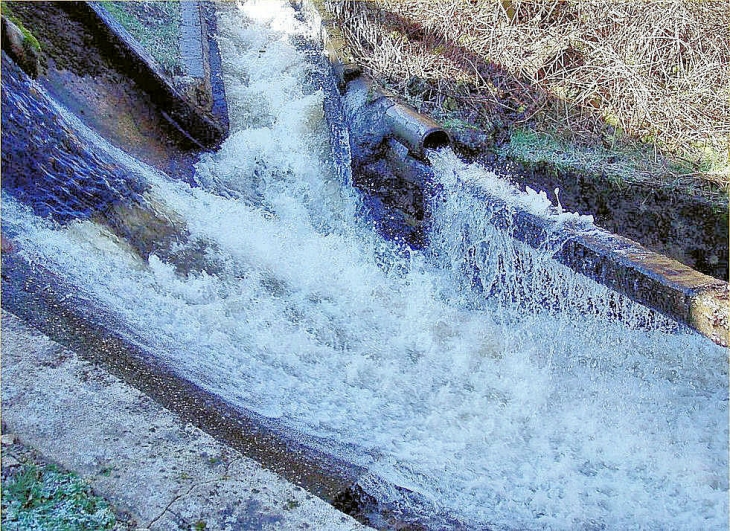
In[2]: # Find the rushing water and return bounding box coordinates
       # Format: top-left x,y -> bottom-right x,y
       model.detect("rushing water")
2,1 -> 728,529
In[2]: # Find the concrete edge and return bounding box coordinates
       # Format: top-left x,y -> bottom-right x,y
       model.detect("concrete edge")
58,1 -> 227,149
299,0 -> 363,90
1,247 -> 465,531
0,251 -> 365,505
179,0 -> 230,135
562,228 -> 728,345
303,0 -> 729,346
1,309 -> 371,530
200,1 -> 230,135
465,182 -> 729,345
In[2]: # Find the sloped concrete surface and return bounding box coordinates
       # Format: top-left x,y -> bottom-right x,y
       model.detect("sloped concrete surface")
59,1 -> 226,148
1,310 -> 371,531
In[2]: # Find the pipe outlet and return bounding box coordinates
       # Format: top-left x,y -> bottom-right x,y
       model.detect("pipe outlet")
385,102 -> 450,158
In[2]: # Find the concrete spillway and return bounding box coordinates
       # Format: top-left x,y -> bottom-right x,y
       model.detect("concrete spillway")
1,1 -> 727,529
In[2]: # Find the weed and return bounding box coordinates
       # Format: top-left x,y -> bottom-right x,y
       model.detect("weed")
2,463 -> 117,530
442,118 -> 481,132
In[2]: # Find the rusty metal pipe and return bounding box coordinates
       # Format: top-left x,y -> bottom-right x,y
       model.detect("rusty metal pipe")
384,102 -> 450,158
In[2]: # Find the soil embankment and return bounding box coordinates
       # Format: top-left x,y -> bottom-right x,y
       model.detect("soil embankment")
318,0 -> 729,282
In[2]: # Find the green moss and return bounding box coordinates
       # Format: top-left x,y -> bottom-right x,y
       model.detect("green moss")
2,463 -> 117,530
499,127 -> 729,210
442,96 -> 459,112
2,2 -> 42,53
442,118 -> 481,132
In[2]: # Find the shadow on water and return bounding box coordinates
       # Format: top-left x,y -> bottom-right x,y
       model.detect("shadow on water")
1,53 -> 184,267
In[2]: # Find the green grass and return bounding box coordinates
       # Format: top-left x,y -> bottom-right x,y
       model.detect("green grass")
2,463 -> 117,531
441,117 -> 482,133
99,1 -> 182,76
501,127 -> 728,200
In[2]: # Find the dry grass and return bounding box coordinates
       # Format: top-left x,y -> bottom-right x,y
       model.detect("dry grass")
326,0 -> 730,189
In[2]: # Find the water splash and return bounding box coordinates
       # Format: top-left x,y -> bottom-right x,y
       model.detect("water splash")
1,1 -> 727,529
426,148 -> 678,331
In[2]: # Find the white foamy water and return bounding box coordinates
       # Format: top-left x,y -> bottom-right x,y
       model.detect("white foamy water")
3,1 -> 727,529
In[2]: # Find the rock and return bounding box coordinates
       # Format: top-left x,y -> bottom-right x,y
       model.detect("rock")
1,17 -> 26,61
1,16 -> 42,78
448,124 -> 495,154
1,454 -> 21,468
1,234 -> 15,253
1,433 -> 17,446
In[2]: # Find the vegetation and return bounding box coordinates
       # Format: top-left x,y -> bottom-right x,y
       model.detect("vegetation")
326,0 -> 729,194
99,0 -> 182,76
2,2 -> 42,53
2,462 -> 117,530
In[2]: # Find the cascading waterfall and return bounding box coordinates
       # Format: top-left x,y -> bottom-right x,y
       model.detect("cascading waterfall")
1,1 -> 727,529
426,148 -> 681,330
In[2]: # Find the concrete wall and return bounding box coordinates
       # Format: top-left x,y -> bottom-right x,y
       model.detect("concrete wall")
61,1 -> 228,150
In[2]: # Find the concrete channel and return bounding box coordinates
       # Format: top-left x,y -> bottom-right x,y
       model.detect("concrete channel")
0,2 -> 448,528
1,309 -> 371,530
1,1 -> 728,529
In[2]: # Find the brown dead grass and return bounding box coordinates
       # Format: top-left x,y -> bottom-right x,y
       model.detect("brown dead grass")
326,0 -> 730,189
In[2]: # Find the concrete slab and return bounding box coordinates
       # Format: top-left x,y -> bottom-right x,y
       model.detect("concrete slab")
1,310 -> 371,531
180,1 -> 205,79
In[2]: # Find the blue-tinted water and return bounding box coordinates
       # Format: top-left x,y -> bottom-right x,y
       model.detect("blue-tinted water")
1,2 -> 727,529
1,55 -> 146,223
